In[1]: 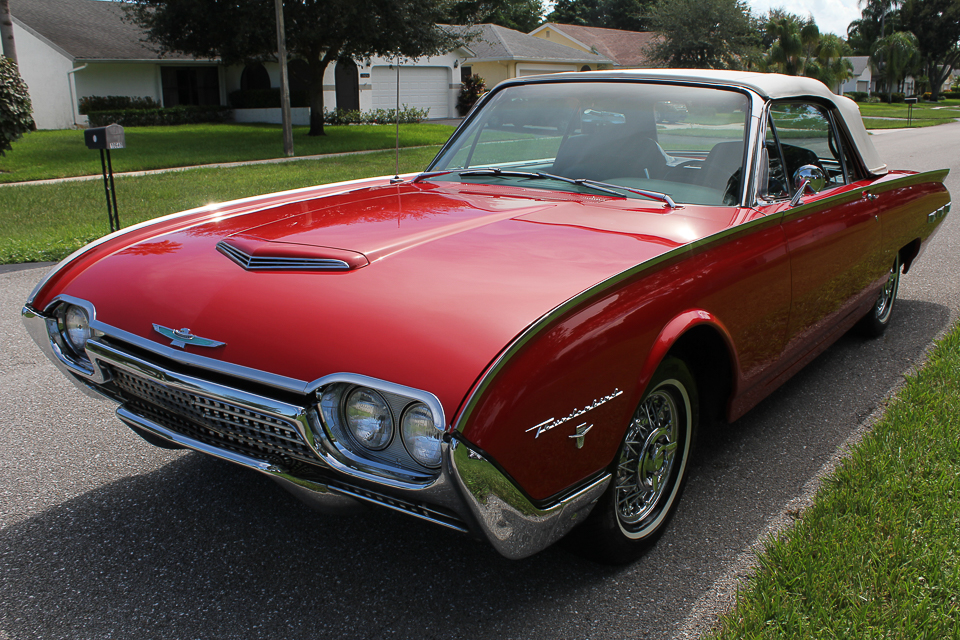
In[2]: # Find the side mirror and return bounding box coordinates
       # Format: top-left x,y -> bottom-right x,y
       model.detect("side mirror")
790,164 -> 826,206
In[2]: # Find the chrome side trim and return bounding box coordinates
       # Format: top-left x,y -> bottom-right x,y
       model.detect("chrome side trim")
453,168 -> 952,433
449,439 -> 609,559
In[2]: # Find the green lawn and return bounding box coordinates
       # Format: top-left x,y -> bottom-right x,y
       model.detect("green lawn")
0,146 -> 441,264
859,99 -> 960,129
708,322 -> 960,638
0,122 -> 455,183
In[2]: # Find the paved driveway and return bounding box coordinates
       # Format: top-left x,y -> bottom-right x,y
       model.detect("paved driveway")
2,124 -> 959,640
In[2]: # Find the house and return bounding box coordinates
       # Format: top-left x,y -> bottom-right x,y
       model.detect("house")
838,56 -> 872,96
528,23 -> 657,69
454,23 -> 611,87
9,0 -> 470,129
8,0 -> 619,130
9,0 -> 220,129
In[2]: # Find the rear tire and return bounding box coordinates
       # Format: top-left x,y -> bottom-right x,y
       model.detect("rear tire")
858,256 -> 901,337
570,356 -> 698,564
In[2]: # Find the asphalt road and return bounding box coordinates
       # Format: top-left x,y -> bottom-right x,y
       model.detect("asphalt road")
2,124 -> 959,640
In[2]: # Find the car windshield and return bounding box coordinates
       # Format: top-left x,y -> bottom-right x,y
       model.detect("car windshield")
427,81 -> 751,206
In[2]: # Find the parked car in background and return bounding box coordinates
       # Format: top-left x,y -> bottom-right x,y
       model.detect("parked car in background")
24,70 -> 950,563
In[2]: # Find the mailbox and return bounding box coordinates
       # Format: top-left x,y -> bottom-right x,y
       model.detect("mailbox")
84,124 -> 125,150
905,97 -> 918,104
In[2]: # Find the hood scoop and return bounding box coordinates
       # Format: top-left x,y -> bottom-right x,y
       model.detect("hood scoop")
217,236 -> 369,272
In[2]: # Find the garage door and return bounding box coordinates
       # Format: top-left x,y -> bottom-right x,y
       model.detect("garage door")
372,66 -> 449,118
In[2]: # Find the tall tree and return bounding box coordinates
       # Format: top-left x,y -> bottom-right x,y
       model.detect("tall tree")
545,0 -> 652,31
127,0 -> 462,136
872,31 -> 921,98
446,0 -> 546,33
765,12 -> 820,76
807,34 -> 855,91
899,0 -> 960,99
646,0 -> 758,69
1,0 -> 17,63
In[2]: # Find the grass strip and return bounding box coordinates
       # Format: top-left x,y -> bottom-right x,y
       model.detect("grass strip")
0,123 -> 454,183
0,146 -> 441,264
863,117 -> 955,129
708,322 -> 960,638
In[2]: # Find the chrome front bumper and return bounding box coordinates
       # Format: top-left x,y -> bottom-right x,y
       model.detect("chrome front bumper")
23,303 -> 608,559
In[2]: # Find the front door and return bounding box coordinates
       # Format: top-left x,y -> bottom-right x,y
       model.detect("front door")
335,59 -> 360,112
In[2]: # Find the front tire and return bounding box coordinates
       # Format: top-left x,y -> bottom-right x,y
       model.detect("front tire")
858,255 -> 901,337
571,356 -> 698,564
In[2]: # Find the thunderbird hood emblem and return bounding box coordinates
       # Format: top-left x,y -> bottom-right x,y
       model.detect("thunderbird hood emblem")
153,325 -> 226,349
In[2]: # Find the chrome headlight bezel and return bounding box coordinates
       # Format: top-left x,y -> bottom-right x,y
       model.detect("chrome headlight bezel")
316,377 -> 446,475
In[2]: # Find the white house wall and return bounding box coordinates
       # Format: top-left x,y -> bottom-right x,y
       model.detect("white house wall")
12,22 -> 76,130
228,51 -> 461,124
73,63 -> 163,105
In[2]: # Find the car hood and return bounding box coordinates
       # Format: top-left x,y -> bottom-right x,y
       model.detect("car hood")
54,181 -> 731,419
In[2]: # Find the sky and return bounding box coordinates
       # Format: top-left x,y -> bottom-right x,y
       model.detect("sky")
747,0 -> 863,37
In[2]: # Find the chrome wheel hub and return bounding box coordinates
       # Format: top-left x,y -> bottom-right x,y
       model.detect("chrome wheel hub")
616,389 -> 679,526
875,260 -> 899,323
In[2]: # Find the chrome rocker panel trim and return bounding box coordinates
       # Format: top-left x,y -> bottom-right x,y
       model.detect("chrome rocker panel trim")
23,302 -> 606,559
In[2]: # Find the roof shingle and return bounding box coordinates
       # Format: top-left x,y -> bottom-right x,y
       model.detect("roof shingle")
10,0 -> 203,61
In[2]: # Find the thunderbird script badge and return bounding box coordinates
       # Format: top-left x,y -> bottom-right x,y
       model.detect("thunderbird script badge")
153,325 -> 226,349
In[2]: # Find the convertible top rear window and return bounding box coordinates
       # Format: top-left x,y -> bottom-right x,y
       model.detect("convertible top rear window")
429,82 -> 751,206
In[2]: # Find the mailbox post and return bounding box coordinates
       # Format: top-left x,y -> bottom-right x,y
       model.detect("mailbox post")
84,124 -> 125,232
905,97 -> 918,127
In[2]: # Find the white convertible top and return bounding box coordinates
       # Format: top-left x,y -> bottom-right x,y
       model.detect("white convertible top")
516,69 -> 888,176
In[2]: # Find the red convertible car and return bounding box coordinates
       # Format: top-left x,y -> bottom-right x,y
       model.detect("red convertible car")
23,70 -> 949,563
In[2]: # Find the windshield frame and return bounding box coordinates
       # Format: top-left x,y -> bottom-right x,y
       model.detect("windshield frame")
425,76 -> 765,208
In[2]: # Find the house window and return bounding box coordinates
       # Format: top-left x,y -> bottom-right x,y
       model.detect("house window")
581,65 -> 591,72
461,66 -> 472,83
161,67 -> 220,106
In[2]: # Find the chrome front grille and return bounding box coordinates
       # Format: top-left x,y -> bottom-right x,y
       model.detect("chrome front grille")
105,364 -> 318,465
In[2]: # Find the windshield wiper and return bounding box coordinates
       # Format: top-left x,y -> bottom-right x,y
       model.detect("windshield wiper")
457,169 -> 679,208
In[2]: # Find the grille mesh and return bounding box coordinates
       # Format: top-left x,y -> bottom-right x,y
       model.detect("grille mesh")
106,365 -> 317,465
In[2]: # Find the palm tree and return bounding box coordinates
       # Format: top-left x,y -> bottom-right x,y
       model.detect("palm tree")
765,12 -> 819,76
872,31 -> 921,100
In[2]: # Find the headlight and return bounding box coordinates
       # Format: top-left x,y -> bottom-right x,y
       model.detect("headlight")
401,402 -> 442,468
62,305 -> 91,354
344,387 -> 393,450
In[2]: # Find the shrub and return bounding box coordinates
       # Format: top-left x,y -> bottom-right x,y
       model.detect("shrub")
943,91 -> 960,99
456,75 -> 486,116
86,106 -> 233,127
228,88 -> 309,109
866,96 -> 881,103
322,105 -> 429,125
844,91 -> 869,102
0,57 -> 35,156
869,91 -> 906,103
78,95 -> 160,114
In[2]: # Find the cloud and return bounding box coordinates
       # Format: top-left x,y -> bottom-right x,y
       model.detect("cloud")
748,0 -> 862,36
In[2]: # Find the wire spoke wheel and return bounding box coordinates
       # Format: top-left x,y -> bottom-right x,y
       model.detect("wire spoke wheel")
616,390 -> 680,527
568,356 -> 698,564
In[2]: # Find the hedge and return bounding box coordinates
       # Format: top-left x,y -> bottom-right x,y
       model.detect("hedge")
323,106 -> 429,125
78,95 -> 160,113
0,57 -> 35,156
229,88 -> 309,109
86,106 -> 233,127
